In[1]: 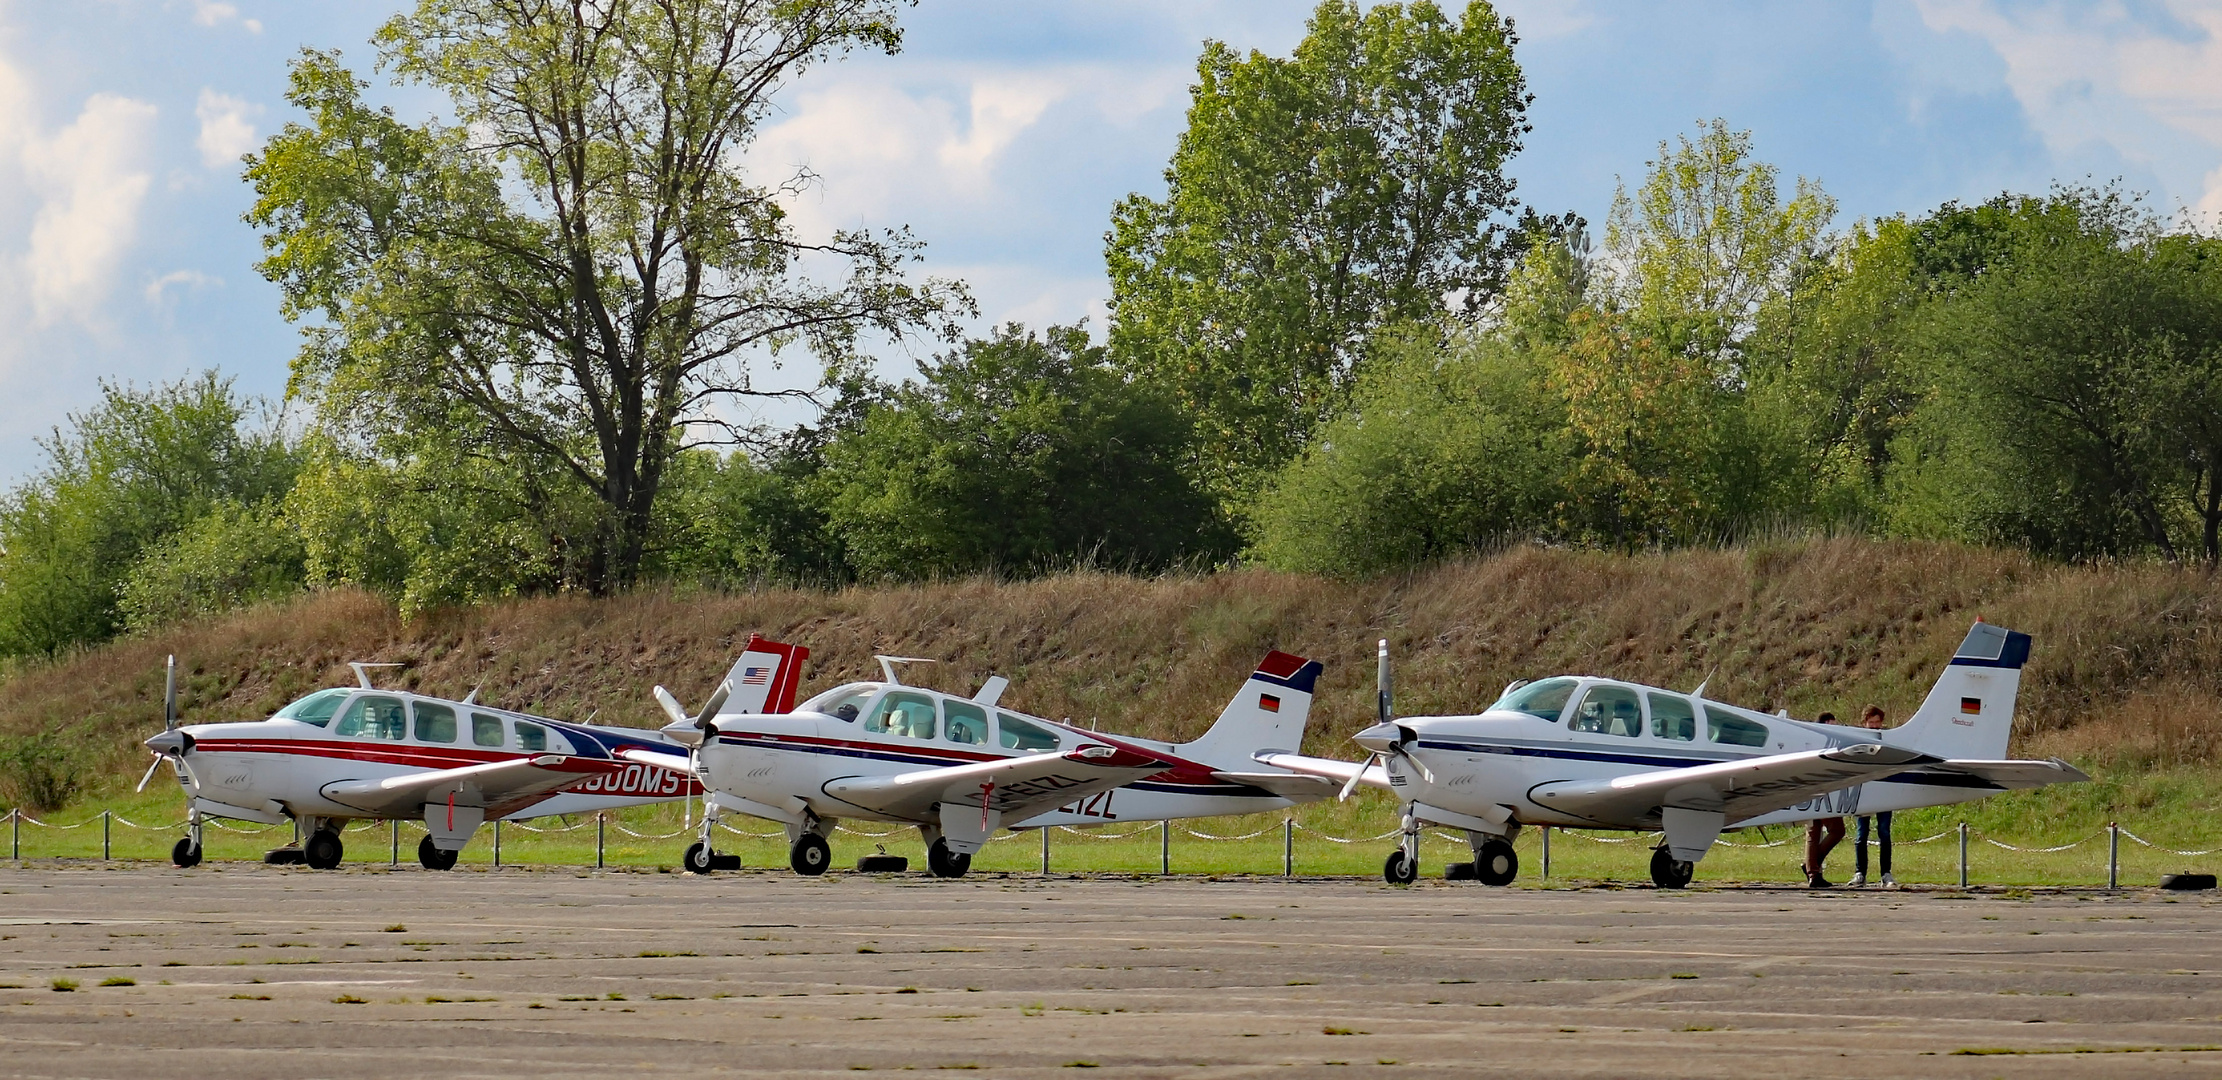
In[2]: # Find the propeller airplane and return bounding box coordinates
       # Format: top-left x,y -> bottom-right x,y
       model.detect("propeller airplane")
1257,621 -> 2089,887
629,639 -> 1338,877
137,656 -> 714,870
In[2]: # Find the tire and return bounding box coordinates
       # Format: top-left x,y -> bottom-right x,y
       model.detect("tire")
857,854 -> 909,873
683,841 -> 715,874
418,835 -> 457,871
171,837 -> 202,868
925,839 -> 971,879
1383,849 -> 1418,885
1475,839 -> 1518,887
1443,862 -> 1476,881
790,833 -> 831,876
1649,846 -> 1694,889
304,830 -> 344,871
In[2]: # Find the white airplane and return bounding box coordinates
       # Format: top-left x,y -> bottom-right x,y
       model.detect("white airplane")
136,655 -> 724,870
630,640 -> 1336,877
1258,621 -> 2089,887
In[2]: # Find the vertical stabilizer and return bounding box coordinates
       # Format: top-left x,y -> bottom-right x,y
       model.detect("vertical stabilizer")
721,635 -> 811,715
1883,622 -> 2031,761
1178,651 -> 1324,769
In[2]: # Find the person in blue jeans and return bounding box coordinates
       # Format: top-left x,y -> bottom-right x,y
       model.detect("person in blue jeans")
1852,704 -> 1895,887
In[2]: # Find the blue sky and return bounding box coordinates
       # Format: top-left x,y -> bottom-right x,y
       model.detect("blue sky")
2,0 -> 2220,480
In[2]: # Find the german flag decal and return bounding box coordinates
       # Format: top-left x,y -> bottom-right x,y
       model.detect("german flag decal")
1259,694 -> 1281,713
1960,696 -> 1982,715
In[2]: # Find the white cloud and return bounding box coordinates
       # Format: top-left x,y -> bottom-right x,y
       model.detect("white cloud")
191,1 -> 262,35
194,88 -> 259,169
21,92 -> 158,325
145,268 -> 218,305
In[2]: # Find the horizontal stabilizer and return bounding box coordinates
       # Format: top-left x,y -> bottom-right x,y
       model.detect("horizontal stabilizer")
1253,752 -> 1389,793
1208,771 -> 1338,802
1917,758 -> 2089,789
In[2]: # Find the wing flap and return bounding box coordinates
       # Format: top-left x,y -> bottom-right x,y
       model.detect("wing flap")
320,755 -> 619,818
820,744 -> 1173,824
1529,743 -> 1941,826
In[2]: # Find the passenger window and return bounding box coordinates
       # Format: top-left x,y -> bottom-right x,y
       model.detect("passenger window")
514,720 -> 548,753
944,700 -> 989,746
996,712 -> 1060,752
471,712 -> 506,747
1708,708 -> 1770,748
1495,677 -> 1578,722
1570,685 -> 1643,738
865,692 -> 937,741
333,695 -> 407,740
413,702 -> 457,744
1648,693 -> 1696,742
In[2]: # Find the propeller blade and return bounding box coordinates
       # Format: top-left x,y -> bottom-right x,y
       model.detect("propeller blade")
1375,639 -> 1393,725
1398,747 -> 1434,785
652,685 -> 689,726
135,754 -> 164,793
1338,753 -> 1379,802
164,655 -> 178,732
694,680 -> 732,728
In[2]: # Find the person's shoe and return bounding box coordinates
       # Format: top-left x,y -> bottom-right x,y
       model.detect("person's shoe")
1848,871 -> 1867,887
1880,873 -> 1897,888
1806,871 -> 1834,888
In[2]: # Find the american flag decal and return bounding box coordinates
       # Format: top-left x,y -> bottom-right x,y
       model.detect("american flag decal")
742,666 -> 773,686
1259,693 -> 1281,713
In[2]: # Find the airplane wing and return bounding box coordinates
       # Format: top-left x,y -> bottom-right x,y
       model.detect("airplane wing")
1527,743 -> 1944,826
1253,753 -> 1391,793
320,755 -> 621,820
819,744 -> 1176,826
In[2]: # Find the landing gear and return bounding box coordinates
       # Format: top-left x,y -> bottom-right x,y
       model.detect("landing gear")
303,828 -> 344,870
684,841 -> 714,874
1473,838 -> 1518,886
789,832 -> 831,876
1383,849 -> 1418,884
926,839 -> 972,879
1650,845 -> 1694,889
171,837 -> 202,868
418,835 -> 458,871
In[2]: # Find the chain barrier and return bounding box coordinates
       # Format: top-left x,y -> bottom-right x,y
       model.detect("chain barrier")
1290,823 -> 1403,844
1183,824 -> 1280,841
1055,825 -> 1159,840
2117,827 -> 2222,858
1982,833 -> 2102,854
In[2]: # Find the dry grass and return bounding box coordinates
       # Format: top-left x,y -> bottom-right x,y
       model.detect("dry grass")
4,537 -> 2219,810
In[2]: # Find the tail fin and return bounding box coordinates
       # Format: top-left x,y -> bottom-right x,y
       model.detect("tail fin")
1883,622 -> 2031,760
1178,651 -> 1324,769
720,635 -> 811,715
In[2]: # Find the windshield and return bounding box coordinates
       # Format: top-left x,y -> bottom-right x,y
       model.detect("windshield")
800,684 -> 879,722
275,688 -> 348,728
1492,677 -> 1579,722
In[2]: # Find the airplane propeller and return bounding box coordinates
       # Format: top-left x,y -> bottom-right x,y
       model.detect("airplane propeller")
1338,639 -> 1431,801
137,655 -> 196,793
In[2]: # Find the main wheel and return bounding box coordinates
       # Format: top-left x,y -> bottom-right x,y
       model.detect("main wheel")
171,837 -> 202,868
1649,846 -> 1694,889
926,839 -> 972,879
304,829 -> 344,870
1475,839 -> 1518,886
417,835 -> 457,871
789,833 -> 831,876
683,841 -> 715,874
1383,849 -> 1418,885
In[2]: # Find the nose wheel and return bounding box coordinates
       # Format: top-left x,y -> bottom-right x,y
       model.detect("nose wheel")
171,837 -> 203,868
1382,810 -> 1422,884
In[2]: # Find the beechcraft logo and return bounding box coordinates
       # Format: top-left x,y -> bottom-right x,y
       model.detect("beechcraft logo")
1259,694 -> 1281,713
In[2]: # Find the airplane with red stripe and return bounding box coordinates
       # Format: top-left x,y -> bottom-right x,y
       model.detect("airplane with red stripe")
631,643 -> 1336,877
135,657 -> 735,871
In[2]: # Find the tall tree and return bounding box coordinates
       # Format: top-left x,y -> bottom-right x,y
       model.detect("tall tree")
247,0 -> 968,595
1105,0 -> 1548,496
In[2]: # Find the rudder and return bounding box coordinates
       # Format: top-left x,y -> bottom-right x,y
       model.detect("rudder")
1883,621 -> 2030,761
720,635 -> 811,715
1178,650 -> 1323,769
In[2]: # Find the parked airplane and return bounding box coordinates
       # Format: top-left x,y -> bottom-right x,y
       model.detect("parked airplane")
1257,621 -> 2089,887
632,643 -> 1335,877
136,656 -> 722,870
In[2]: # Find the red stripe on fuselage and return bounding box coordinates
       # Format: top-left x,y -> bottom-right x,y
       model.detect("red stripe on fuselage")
189,739 -> 623,775
723,724 -> 1246,789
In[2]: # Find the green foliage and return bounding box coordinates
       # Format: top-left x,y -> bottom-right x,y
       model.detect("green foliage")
1106,0 -> 1545,496
1249,330 -> 1563,575
815,324 -> 1232,579
117,502 -> 307,633
0,373 -> 298,655
0,729 -> 94,812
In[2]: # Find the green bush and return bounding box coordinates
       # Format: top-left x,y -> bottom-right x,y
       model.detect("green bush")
118,501 -> 306,633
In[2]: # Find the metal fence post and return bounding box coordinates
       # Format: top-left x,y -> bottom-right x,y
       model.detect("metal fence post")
1283,817 -> 1293,877
1541,826 -> 1551,879
493,820 -> 502,867
1957,821 -> 1969,888
391,819 -> 400,866
2107,822 -> 2119,889
103,810 -> 110,861
1160,819 -> 1170,875
9,808 -> 16,861
1040,827 -> 1050,875
596,813 -> 606,869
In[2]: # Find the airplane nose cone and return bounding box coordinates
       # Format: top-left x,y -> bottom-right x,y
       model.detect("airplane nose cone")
1351,722 -> 1406,753
145,730 -> 187,756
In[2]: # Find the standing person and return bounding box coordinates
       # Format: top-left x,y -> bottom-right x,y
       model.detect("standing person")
1804,711 -> 1846,888
1852,704 -> 1895,887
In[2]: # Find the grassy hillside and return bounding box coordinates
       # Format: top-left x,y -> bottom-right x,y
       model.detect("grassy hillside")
3,538 -> 2219,826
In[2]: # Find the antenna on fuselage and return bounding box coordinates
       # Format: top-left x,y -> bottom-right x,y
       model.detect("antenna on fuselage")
1690,670 -> 1713,702
461,684 -> 481,705
875,655 -> 936,684
349,662 -> 405,689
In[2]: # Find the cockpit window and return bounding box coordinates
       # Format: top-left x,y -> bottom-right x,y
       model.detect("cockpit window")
996,712 -> 1060,752
1648,693 -> 1696,742
276,688 -> 348,728
414,701 -> 457,744
334,695 -> 406,740
803,686 -> 876,723
944,700 -> 989,745
866,692 -> 937,740
1494,677 -> 1578,722
1570,685 -> 1643,738
1708,708 -> 1770,748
